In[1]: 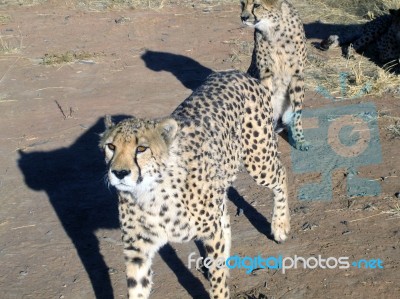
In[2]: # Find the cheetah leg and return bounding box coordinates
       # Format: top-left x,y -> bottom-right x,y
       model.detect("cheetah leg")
119,197 -> 165,298
241,106 -> 290,242
244,151 -> 290,242
202,202 -> 231,299
288,75 -> 309,151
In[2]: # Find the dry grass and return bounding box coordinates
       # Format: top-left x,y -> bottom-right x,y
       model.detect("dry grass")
386,122 -> 400,139
307,0 -> 400,18
0,28 -> 23,54
0,0 -> 47,6
295,0 -> 400,98
40,51 -> 98,65
0,14 -> 12,24
305,49 -> 400,99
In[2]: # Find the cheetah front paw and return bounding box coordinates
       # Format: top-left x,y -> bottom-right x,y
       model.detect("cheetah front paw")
271,218 -> 291,243
293,140 -> 310,151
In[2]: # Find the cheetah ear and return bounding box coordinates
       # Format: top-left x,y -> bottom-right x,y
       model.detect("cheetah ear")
157,118 -> 178,146
104,115 -> 114,130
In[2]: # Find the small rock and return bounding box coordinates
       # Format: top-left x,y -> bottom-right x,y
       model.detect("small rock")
395,192 -> 400,198
19,270 -> 28,276
115,17 -> 130,24
108,267 -> 118,274
294,205 -> 309,214
302,222 -> 318,231
342,230 -> 352,235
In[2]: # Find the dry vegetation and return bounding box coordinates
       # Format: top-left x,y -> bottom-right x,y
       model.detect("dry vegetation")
1,0 -> 399,96
296,0 -> 400,98
40,51 -> 98,65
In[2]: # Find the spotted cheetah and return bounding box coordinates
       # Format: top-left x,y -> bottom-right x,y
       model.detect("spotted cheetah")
100,70 -> 290,298
320,9 -> 400,63
240,0 -> 309,150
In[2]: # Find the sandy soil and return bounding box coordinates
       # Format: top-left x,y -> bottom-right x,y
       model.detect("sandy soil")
0,2 -> 399,299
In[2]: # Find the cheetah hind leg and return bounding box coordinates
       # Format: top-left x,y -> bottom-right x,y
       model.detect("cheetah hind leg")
286,76 -> 310,151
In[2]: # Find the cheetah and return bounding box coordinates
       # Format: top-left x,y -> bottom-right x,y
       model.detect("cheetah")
240,0 -> 310,151
320,9 -> 400,64
100,70 -> 290,298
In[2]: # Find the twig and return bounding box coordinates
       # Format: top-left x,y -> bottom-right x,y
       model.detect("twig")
0,57 -> 20,84
11,224 -> 36,230
55,100 -> 67,119
349,212 -> 384,223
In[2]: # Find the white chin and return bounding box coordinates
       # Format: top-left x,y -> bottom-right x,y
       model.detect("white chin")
114,183 -> 135,193
243,21 -> 255,27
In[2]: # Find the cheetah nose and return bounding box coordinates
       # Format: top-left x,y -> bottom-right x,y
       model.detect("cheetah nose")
241,15 -> 249,22
112,169 -> 131,180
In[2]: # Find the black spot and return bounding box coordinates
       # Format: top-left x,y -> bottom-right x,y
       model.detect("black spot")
215,242 -> 221,250
141,277 -> 150,288
127,278 -> 137,288
132,257 -> 144,266
205,245 -> 214,253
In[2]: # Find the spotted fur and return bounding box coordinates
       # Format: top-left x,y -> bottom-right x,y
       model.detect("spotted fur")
320,9 -> 400,63
240,0 -> 309,150
100,71 -> 290,298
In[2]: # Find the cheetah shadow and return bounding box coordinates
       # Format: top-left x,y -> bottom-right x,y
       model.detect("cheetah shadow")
141,50 -> 213,91
18,116 -> 209,299
304,21 -> 400,73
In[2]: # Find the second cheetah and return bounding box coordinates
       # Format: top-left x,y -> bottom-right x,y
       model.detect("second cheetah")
240,0 -> 310,150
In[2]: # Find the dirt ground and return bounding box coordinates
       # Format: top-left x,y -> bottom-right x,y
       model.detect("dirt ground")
0,1 -> 399,299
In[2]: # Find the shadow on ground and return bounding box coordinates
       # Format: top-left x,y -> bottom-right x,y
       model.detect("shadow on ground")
141,50 -> 213,91
18,116 -> 126,299
228,187 -> 274,241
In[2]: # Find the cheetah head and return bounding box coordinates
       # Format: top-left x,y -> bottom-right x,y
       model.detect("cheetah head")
240,0 -> 282,30
100,116 -> 178,196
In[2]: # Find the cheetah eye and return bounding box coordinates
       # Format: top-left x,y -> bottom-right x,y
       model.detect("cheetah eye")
106,143 -> 116,151
136,146 -> 148,153
253,3 -> 261,9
